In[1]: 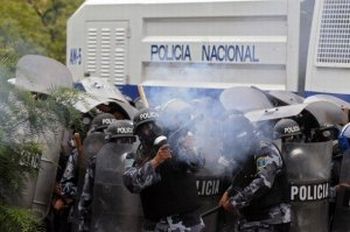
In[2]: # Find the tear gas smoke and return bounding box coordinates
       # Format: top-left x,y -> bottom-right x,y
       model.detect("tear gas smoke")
144,69 -> 278,175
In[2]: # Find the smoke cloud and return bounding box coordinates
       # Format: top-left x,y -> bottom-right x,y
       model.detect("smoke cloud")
143,66 -> 275,176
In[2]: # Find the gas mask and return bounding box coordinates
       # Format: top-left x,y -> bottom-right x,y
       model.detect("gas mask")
136,122 -> 164,147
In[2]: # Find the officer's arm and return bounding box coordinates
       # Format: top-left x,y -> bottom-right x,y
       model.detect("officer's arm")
122,153 -> 161,193
229,148 -> 283,209
60,149 -> 79,199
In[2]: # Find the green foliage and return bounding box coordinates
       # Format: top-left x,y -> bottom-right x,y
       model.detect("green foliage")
0,205 -> 44,232
0,140 -> 41,203
0,0 -> 84,66
0,59 -> 82,232
0,117 -> 44,232
0,2 -> 85,230
27,0 -> 85,62
0,79 -> 82,232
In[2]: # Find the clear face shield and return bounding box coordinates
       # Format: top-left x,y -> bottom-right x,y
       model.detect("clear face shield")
136,122 -> 163,146
282,134 -> 303,143
282,133 -> 304,143
116,137 -> 136,144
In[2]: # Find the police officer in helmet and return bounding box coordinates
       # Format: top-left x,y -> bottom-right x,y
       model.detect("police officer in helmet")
89,120 -> 141,232
77,113 -> 118,232
104,120 -> 136,143
123,108 -> 205,232
273,118 -> 304,143
219,113 -> 291,232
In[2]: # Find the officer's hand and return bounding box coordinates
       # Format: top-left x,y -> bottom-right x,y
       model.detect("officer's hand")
336,182 -> 350,191
222,199 -> 240,217
219,191 -> 230,207
53,198 -> 66,211
151,144 -> 172,168
219,192 -> 235,212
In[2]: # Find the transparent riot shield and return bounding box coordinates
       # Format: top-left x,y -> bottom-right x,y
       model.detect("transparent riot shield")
219,86 -> 273,112
15,55 -> 73,94
245,101 -> 347,127
83,132 -> 106,160
78,77 -> 127,103
304,94 -> 350,110
267,90 -> 304,105
73,92 -> 137,120
16,122 -> 65,219
282,141 -> 333,232
91,142 -> 143,232
76,77 -> 137,119
196,166 -> 230,232
304,101 -> 348,126
245,104 -> 306,122
332,151 -> 350,232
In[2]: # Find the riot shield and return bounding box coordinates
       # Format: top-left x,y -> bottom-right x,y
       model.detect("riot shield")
245,104 -> 306,122
78,77 -> 127,103
195,165 -> 231,232
246,101 -> 347,127
332,150 -> 350,232
15,121 -> 65,219
305,94 -> 350,110
14,55 -> 73,94
304,101 -> 348,126
91,142 -> 143,232
282,141 -> 332,232
69,132 -> 107,231
83,132 -> 106,161
267,90 -> 304,105
76,77 -> 137,119
219,86 -> 273,112
73,92 -> 137,119
73,93 -> 114,114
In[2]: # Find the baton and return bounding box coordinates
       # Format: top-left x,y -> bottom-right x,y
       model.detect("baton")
138,84 -> 149,108
73,132 -> 86,170
73,132 -> 83,157
200,205 -> 222,218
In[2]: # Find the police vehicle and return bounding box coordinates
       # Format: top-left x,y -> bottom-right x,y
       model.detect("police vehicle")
65,1 -> 350,231
67,0 -> 350,102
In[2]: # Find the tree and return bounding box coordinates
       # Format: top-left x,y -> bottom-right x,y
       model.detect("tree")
0,2 -> 84,230
0,0 -> 84,72
26,0 -> 84,63
0,59 -> 81,232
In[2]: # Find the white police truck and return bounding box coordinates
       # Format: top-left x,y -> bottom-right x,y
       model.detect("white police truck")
66,0 -> 350,102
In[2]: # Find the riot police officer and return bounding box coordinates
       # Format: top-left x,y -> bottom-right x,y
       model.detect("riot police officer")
59,113 -> 119,193
60,113 -> 116,230
123,108 -> 205,232
89,120 -> 142,232
59,113 -> 118,206
273,118 -> 304,143
219,113 -> 291,232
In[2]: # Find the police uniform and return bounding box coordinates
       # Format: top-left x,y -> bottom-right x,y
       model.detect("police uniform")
60,149 -> 79,200
226,140 -> 291,232
123,137 -> 205,232
53,148 -> 79,232
75,113 -> 117,232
